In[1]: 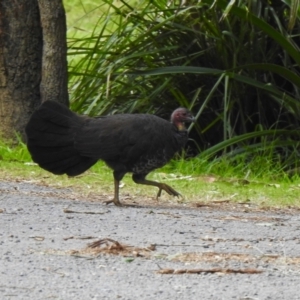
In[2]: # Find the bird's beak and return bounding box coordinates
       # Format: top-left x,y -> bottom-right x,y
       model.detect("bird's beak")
186,115 -> 196,123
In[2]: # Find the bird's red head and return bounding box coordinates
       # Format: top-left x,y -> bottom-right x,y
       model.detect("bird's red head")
171,108 -> 195,131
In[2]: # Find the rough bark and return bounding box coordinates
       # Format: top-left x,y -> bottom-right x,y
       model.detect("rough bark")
0,0 -> 42,140
37,0 -> 69,105
0,0 -> 68,141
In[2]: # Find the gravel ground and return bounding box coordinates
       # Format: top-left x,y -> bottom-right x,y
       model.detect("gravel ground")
1,180 -> 300,300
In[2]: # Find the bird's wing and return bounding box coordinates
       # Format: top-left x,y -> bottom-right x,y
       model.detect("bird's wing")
74,114 -> 173,162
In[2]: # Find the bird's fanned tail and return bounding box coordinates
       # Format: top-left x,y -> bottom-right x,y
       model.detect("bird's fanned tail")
25,101 -> 97,176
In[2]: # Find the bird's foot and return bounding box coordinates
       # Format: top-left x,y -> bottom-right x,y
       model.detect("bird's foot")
104,198 -> 123,207
156,183 -> 181,199
104,199 -> 139,208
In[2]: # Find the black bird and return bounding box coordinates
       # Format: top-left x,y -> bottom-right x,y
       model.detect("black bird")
25,101 -> 195,206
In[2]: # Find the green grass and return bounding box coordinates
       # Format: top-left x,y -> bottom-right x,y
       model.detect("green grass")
64,0 -> 150,38
64,0 -> 105,38
1,139 -> 300,207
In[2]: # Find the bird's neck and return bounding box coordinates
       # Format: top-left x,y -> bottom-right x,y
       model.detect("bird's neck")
174,122 -> 187,132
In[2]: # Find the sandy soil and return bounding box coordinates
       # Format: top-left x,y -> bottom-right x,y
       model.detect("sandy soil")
1,180 -> 300,300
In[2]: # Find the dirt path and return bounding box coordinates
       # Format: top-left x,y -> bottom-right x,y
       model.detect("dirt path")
1,180 -> 300,300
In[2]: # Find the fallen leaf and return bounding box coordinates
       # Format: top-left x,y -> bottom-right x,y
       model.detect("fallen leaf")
30,236 -> 45,241
267,183 -> 280,188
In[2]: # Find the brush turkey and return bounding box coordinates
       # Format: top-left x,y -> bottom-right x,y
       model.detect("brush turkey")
25,101 -> 194,206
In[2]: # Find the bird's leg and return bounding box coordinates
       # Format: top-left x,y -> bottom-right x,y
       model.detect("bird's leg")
104,170 -> 127,206
104,178 -> 123,206
132,174 -> 181,200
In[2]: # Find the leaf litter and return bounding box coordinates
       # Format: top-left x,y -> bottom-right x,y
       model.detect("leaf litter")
69,238 -> 156,259
44,238 -> 300,275
71,239 -> 265,274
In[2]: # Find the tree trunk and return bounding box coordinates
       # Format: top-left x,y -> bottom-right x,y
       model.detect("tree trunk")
0,0 -> 42,141
37,0 -> 69,105
0,0 -> 68,141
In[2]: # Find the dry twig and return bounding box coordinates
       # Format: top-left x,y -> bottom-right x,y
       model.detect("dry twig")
63,208 -> 109,214
157,268 -> 263,275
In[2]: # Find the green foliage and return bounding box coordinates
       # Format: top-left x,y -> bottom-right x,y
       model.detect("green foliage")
65,0 -> 300,171
0,135 -> 31,162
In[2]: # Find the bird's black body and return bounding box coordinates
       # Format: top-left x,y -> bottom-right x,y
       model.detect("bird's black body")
26,101 -> 194,206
